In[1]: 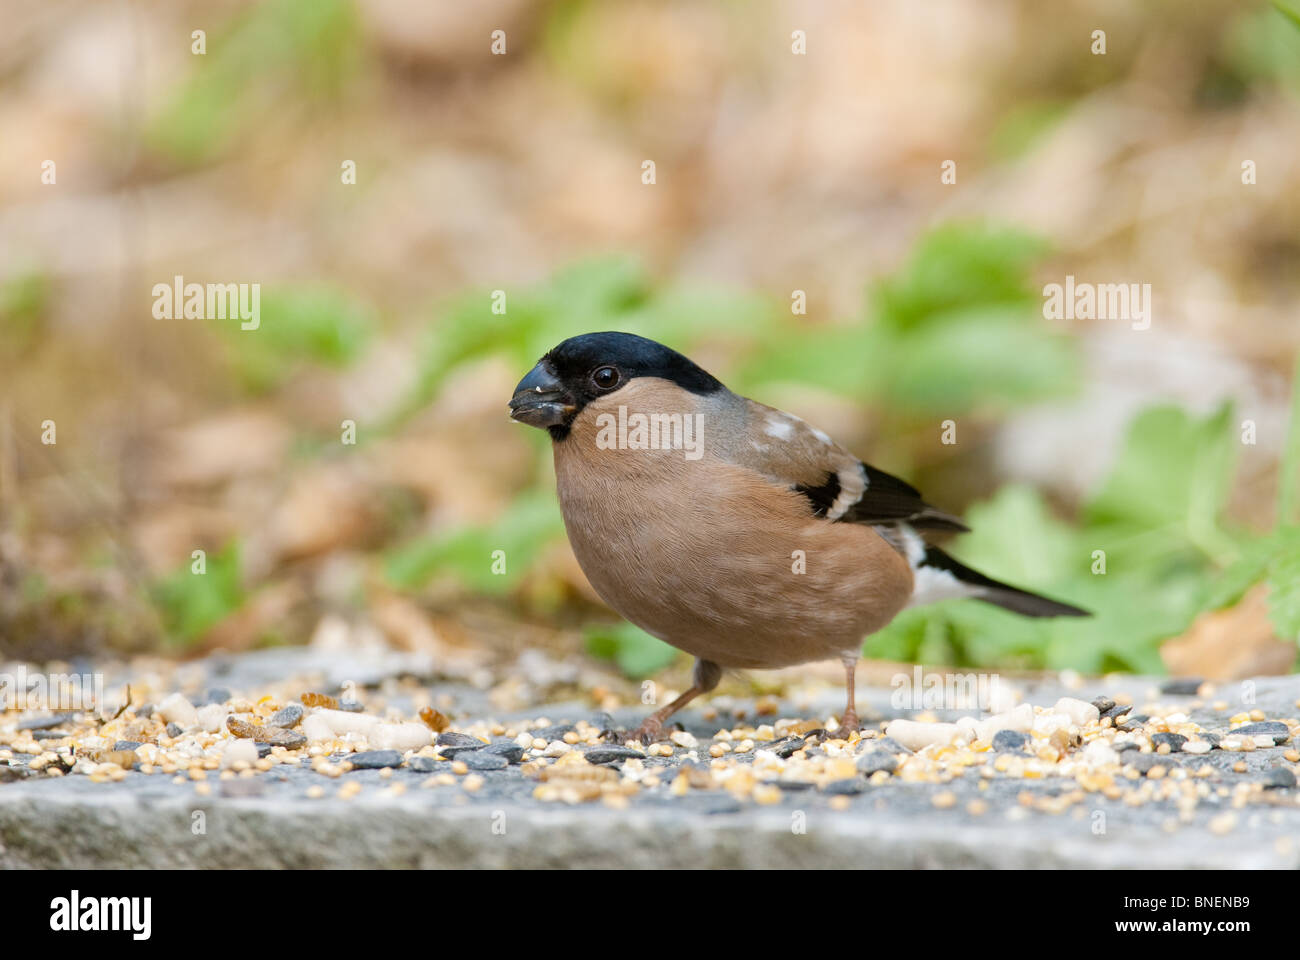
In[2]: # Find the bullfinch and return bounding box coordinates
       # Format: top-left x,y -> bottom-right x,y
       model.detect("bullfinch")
509,332 -> 1087,743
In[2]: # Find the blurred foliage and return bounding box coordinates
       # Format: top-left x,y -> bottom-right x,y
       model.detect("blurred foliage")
737,224 -> 1078,416
584,622 -> 678,680
151,542 -> 245,647
148,0 -> 361,165
393,256 -> 776,426
384,223 -> 1077,613
987,100 -> 1070,161
398,222 -> 1077,426
385,223 -> 1088,674
215,286 -> 372,394
0,269 -> 51,360
133,215 -> 1300,677
1222,3 -> 1300,93
384,489 -> 565,595
869,398 -> 1300,672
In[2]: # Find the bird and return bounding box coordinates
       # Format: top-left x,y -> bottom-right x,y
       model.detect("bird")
508,331 -> 1088,744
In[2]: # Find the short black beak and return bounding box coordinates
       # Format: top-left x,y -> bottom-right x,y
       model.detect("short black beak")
509,362 -> 574,429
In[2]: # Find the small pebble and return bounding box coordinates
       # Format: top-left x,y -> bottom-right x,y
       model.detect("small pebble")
670,730 -> 699,749
582,746 -> 646,765
856,751 -> 898,776
18,713 -> 75,731
1160,677 -> 1202,696
221,740 -> 259,769
459,751 -> 508,771
348,750 -> 405,770
196,703 -> 228,733
772,737 -> 805,759
1053,698 -> 1100,726
884,720 -> 962,751
1262,768 -> 1297,790
1151,732 -> 1187,753
533,723 -> 575,741
992,729 -> 1031,753
436,732 -> 485,749
1127,754 -> 1175,775
482,742 -> 525,763
157,693 -> 197,727
438,745 -> 489,760
1090,696 -> 1116,715
270,705 -> 304,728
1101,701 -> 1133,720
1232,721 -> 1290,744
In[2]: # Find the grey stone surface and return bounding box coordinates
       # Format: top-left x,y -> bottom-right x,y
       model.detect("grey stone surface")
4,649 -> 1300,869
2,764 -> 1298,869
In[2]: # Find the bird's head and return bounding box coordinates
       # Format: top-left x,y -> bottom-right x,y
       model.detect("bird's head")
508,332 -> 723,439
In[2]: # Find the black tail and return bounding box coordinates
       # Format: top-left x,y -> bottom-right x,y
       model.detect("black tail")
921,547 -> 1090,618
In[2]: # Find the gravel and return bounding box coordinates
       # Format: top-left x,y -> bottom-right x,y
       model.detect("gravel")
6,649 -> 1300,868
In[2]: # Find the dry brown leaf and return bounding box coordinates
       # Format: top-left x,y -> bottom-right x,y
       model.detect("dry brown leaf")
1161,583 -> 1295,681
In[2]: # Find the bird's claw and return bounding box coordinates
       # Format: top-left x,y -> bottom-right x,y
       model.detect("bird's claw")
601,718 -> 675,745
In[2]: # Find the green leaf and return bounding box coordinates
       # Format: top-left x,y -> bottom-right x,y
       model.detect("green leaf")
875,311 -> 1078,414
1272,0 -> 1300,32
401,257 -> 650,419
1266,526 -> 1300,641
1085,403 -> 1237,562
1201,530 -> 1282,613
151,542 -> 245,645
0,269 -> 51,357
988,100 -> 1070,161
1268,555 -> 1300,641
584,622 -> 679,679
383,491 -> 565,593
870,223 -> 1049,334
952,484 -> 1083,585
1223,5 -> 1300,92
148,0 -> 361,165
218,286 -> 372,394
1279,350 -> 1300,526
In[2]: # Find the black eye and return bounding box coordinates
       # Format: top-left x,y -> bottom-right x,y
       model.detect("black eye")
591,366 -> 620,390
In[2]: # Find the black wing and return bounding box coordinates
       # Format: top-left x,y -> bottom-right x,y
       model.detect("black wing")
805,462 -> 970,532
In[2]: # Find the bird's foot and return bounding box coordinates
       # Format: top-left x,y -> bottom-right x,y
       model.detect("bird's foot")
830,711 -> 860,740
602,717 -> 673,745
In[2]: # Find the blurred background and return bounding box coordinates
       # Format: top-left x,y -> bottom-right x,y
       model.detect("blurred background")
1,0 -> 1298,695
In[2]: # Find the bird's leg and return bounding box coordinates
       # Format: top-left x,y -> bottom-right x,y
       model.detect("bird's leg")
836,653 -> 860,737
610,659 -> 721,745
